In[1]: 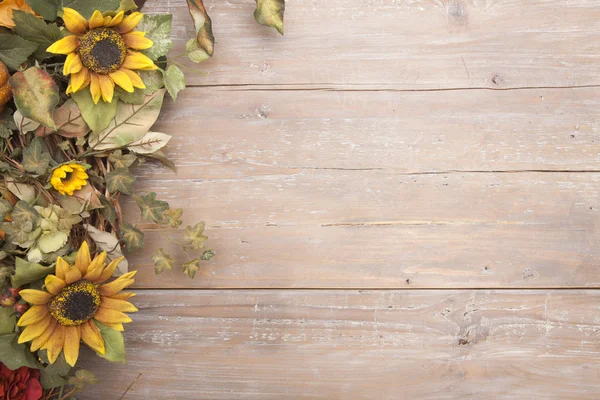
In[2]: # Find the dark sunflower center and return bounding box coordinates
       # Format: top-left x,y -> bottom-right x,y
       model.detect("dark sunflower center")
78,28 -> 127,74
63,171 -> 73,182
49,280 -> 101,326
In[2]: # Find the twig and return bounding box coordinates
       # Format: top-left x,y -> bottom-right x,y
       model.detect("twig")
118,373 -> 142,400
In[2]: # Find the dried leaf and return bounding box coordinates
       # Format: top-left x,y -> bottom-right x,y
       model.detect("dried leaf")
127,131 -> 171,155
9,67 -> 59,129
105,167 -> 136,195
35,99 -> 89,138
134,192 -> 168,223
152,248 -> 173,274
162,208 -> 183,228
182,258 -> 199,279
22,137 -> 51,175
84,225 -> 128,275
13,110 -> 40,134
185,0 -> 213,61
254,0 -> 285,35
183,222 -> 207,250
120,223 -> 144,252
108,150 -> 136,168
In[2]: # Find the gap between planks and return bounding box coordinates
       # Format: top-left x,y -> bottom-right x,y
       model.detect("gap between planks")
130,287 -> 600,291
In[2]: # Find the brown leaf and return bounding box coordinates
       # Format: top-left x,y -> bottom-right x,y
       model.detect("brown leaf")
254,0 -> 285,35
35,99 -> 89,138
186,0 -> 214,58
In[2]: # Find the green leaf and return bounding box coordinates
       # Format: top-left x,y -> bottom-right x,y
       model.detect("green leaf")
116,87 -> 145,105
0,33 -> 38,71
105,167 -> 136,195
254,0 -> 285,35
12,257 -> 55,288
0,307 -> 16,335
163,65 -> 185,100
25,0 -> 59,20
152,248 -> 173,274
0,199 -> 12,222
118,0 -> 137,12
135,192 -> 168,223
93,321 -> 126,363
71,89 -> 117,133
88,89 -> 166,150
127,131 -> 171,154
137,14 -> 173,61
0,333 -> 42,370
36,231 -> 68,253
68,369 -> 97,389
185,0 -> 214,61
22,137 -> 51,175
185,38 -> 211,64
41,351 -> 71,376
134,192 -> 169,222
120,223 -> 144,252
109,150 -> 137,168
39,370 -> 66,389
12,11 -> 62,60
162,208 -> 183,228
139,70 -> 164,95
62,0 -> 120,19
182,258 -> 199,279
183,222 -> 208,250
35,99 -> 89,138
200,249 -> 215,261
0,124 -> 11,139
99,195 -> 117,225
9,67 -> 59,129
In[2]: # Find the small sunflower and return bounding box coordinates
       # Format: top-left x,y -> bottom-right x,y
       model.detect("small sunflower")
50,163 -> 89,196
16,242 -> 137,367
47,8 -> 157,104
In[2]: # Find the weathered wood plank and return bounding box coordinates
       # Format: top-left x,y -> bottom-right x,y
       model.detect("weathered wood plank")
127,170 -> 599,289
139,87 -> 600,178
78,289 -> 600,399
144,0 -> 600,89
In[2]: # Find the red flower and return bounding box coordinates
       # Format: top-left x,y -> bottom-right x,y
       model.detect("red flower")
0,363 -> 42,400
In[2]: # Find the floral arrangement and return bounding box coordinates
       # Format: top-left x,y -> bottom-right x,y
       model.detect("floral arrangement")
0,0 -> 284,397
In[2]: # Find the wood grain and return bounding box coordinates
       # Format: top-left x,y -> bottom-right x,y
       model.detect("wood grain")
79,289 -> 600,399
143,0 -> 600,89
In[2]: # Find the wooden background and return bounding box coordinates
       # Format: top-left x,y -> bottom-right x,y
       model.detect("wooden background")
79,0 -> 600,398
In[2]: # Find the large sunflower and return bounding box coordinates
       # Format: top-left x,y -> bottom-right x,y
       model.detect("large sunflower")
16,242 -> 137,367
47,8 -> 157,104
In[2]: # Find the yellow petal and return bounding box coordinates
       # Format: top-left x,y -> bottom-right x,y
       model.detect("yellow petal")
122,31 -> 153,50
120,68 -> 145,89
81,320 -> 105,354
62,7 -> 88,35
17,313 -> 51,343
63,52 -> 82,75
94,307 -> 132,324
122,51 -> 157,71
115,12 -> 142,33
75,241 -> 91,274
108,70 -> 134,92
17,305 -> 49,327
88,10 -> 104,29
44,274 -> 66,295
46,35 -> 79,55
99,278 -> 134,296
30,319 -> 57,351
120,271 -> 137,280
70,66 -> 89,93
99,321 -> 124,331
94,256 -> 124,284
105,10 -> 124,27
64,266 -> 82,284
101,297 -> 138,313
108,291 -> 136,301
86,251 -> 107,275
55,257 -> 70,280
98,74 -> 114,103
45,324 -> 65,364
19,289 -> 53,305
63,326 -> 81,367
90,73 -> 101,104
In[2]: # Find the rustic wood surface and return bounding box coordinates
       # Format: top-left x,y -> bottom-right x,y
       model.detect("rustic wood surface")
80,0 -> 600,398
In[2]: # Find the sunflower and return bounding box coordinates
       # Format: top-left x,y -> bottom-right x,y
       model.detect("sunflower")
46,8 -> 157,104
16,242 -> 137,367
50,163 -> 89,196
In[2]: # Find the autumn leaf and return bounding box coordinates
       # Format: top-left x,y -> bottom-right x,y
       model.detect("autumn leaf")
120,223 -> 144,252
152,248 -> 173,274
105,167 -> 136,195
162,208 -> 183,228
182,258 -> 199,279
134,192 -> 169,223
183,222 -> 207,250
35,99 -> 89,138
185,0 -> 213,62
9,67 -> 59,129
108,150 -> 136,169
254,0 -> 285,35
22,137 -> 51,175
200,249 -> 215,261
